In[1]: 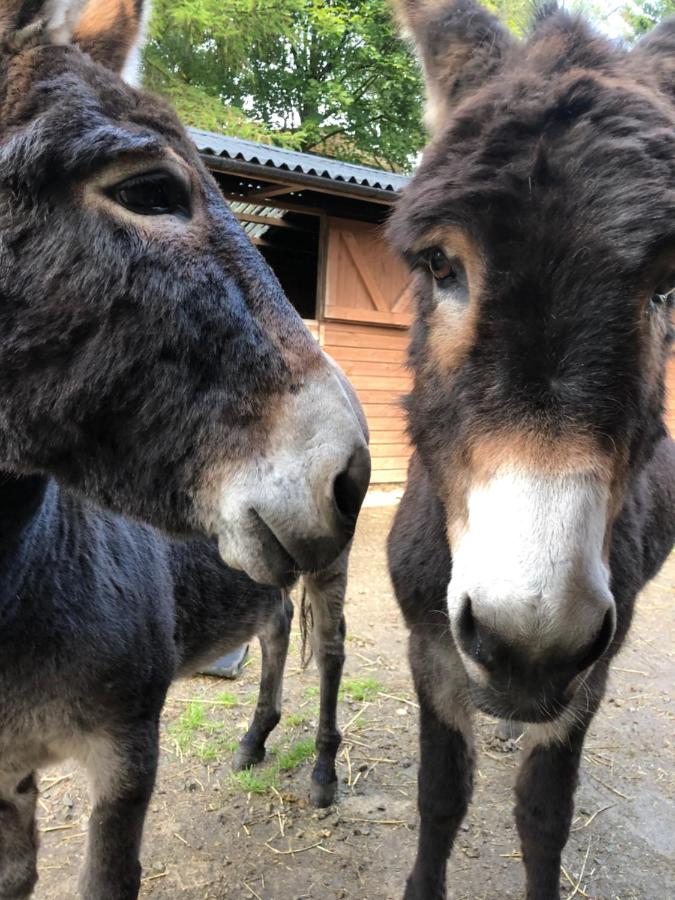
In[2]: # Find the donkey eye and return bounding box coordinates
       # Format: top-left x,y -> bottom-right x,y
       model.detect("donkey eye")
426,247 -> 457,283
651,280 -> 675,308
109,171 -> 191,218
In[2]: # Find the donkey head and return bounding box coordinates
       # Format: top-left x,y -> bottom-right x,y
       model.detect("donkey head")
391,1 -> 674,721
0,0 -> 370,587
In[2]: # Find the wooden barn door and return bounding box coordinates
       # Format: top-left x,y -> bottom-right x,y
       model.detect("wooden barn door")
324,218 -> 413,327
323,218 -> 413,484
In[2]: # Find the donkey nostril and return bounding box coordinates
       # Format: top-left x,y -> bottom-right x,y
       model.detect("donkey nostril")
332,446 -> 371,525
576,608 -> 615,673
455,595 -> 503,672
457,594 -> 476,647
15,774 -> 35,795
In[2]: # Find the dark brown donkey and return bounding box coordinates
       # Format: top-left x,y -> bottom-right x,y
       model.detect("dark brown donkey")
387,3 -> 675,898
0,0 -> 369,588
0,0 -> 370,897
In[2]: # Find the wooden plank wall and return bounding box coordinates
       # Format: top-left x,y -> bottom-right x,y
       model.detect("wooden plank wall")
666,356 -> 675,434
302,319 -> 319,342
320,320 -> 412,485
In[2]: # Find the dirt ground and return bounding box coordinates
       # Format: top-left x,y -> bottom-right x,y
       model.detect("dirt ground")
35,504 -> 674,900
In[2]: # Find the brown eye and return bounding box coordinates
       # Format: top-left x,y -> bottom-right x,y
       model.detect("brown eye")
107,170 -> 191,219
427,247 -> 457,282
652,282 -> 675,307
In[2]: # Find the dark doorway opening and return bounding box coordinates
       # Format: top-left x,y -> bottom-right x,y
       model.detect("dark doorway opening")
230,202 -> 320,320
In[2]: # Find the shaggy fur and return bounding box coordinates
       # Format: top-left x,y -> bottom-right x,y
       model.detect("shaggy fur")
387,2 -> 675,898
0,471 -> 354,897
0,2 -> 369,583
0,1 -> 369,897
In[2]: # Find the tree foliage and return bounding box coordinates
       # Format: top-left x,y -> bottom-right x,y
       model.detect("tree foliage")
622,0 -> 675,36
143,0 -> 426,171
144,1 -> 616,171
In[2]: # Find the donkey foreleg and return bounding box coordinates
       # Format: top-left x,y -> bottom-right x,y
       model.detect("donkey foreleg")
79,720 -> 160,900
404,633 -> 474,900
303,551 -> 349,808
0,770 -> 38,900
234,593 -> 293,771
515,664 -> 608,900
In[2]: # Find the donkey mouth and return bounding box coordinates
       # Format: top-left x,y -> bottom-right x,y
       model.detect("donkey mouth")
467,680 -> 571,724
217,510 -> 299,589
249,510 -> 301,588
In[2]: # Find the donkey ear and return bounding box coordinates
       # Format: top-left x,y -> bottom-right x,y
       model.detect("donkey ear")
3,0 -> 149,84
4,0 -> 89,45
629,18 -> 675,100
394,0 -> 514,132
73,0 -> 150,84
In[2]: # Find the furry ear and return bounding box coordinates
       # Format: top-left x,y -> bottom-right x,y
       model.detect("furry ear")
394,0 -> 514,132
74,0 -> 150,84
2,0 -> 149,84
2,0 -> 89,45
629,17 -> 675,100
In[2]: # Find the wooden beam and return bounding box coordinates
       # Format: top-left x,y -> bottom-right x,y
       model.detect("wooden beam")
325,305 -> 412,328
242,184 -> 297,200
392,282 -> 414,314
223,192 -> 324,217
236,211 -> 297,229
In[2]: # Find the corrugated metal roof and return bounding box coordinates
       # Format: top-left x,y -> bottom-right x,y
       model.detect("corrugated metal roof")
187,127 -> 410,195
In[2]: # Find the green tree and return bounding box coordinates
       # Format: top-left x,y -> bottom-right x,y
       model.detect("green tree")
484,0 -> 531,34
143,0 -> 593,170
143,0 -> 425,171
622,0 -> 675,36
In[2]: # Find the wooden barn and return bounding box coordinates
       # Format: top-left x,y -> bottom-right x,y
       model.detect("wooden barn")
189,128 -> 414,485
188,128 -> 675,482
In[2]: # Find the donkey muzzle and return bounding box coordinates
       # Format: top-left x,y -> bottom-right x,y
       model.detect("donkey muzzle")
213,368 -> 370,587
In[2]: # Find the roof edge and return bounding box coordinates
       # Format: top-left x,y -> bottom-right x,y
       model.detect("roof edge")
187,127 -> 410,200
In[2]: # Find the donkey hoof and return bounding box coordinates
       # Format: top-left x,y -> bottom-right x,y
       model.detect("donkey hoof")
310,776 -> 338,808
233,743 -> 266,771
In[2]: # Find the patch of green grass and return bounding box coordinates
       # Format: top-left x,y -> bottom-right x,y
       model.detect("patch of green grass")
285,711 -> 309,728
339,677 -> 382,703
197,738 -> 226,762
303,685 -> 320,700
286,704 -> 319,728
169,701 -> 206,753
230,738 -> 316,796
216,691 -> 238,707
274,738 -> 315,772
231,767 -> 279,794
169,700 -> 229,758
